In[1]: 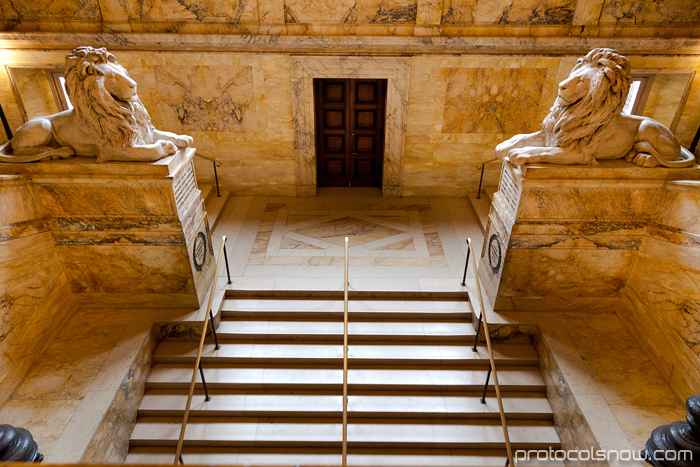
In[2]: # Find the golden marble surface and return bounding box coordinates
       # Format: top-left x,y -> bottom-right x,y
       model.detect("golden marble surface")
442,0 -> 577,25
0,149 -> 214,307
9,67 -> 58,121
641,72 -> 692,131
441,67 -> 548,135
600,0 -> 700,25
0,177 -> 76,408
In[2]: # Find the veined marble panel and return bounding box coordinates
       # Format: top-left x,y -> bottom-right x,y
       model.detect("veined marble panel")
130,0 -> 258,22
442,0 -> 576,24
441,67 -> 548,135
154,65 -> 257,133
600,0 -> 700,24
56,244 -> 195,294
284,0 -> 417,24
0,0 -> 101,20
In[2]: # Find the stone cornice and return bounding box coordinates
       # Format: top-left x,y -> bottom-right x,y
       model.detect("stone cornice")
1,33 -> 700,55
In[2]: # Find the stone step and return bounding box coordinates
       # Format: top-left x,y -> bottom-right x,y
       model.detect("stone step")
205,190 -> 230,231
126,447 -> 565,466
137,392 -> 553,420
221,297 -> 472,321
215,320 -> 476,342
467,191 -> 494,233
224,298 -> 471,313
199,183 -> 214,203
129,418 -> 561,449
152,342 -> 538,366
146,365 -> 545,392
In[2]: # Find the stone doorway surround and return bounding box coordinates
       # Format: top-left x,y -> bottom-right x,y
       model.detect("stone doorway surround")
291,56 -> 410,197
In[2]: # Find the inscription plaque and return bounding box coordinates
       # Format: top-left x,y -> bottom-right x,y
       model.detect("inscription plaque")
498,164 -> 522,218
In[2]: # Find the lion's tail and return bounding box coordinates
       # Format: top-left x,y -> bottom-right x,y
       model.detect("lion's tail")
0,141 -> 74,163
633,141 -> 696,168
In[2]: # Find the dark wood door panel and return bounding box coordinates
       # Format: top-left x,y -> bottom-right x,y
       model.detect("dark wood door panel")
315,78 -> 386,188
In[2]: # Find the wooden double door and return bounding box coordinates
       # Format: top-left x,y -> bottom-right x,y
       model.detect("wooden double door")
315,79 -> 387,188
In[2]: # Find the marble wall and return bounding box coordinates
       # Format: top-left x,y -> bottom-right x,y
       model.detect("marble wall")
8,67 -> 58,121
619,181 -> 700,403
0,175 -> 76,407
0,49 -> 699,197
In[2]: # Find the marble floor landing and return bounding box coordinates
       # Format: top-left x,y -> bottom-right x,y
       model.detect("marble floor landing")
212,188 -> 484,292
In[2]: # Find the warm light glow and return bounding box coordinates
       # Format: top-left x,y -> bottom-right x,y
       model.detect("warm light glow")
58,76 -> 73,109
623,80 -> 641,114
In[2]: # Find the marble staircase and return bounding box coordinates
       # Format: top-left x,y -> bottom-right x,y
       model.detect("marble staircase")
126,292 -> 561,466
467,187 -> 497,233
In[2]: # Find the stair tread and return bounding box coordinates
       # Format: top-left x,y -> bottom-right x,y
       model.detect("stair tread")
217,321 -> 475,337
223,299 -> 470,313
467,192 -> 491,232
205,191 -> 230,230
126,448 -> 565,466
153,342 -> 537,363
146,365 -> 545,388
130,420 -> 560,445
199,183 -> 213,202
138,393 -> 552,416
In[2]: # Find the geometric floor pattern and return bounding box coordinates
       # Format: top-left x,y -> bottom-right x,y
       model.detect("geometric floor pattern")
249,201 -> 447,267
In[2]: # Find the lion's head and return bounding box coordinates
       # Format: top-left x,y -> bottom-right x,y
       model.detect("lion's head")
542,48 -> 632,149
64,46 -> 154,148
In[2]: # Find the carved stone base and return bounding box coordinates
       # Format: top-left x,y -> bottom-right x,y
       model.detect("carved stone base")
478,160 -> 700,311
0,148 -> 215,307
643,395 -> 700,467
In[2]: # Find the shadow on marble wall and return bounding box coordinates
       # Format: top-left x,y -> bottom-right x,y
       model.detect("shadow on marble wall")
618,181 -> 700,403
0,175 -> 77,408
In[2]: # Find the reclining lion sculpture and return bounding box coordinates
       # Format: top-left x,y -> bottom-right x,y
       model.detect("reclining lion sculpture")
496,48 -> 696,168
0,46 -> 192,163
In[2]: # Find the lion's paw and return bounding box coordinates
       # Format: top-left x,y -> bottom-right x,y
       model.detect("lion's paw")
175,134 -> 193,148
632,153 -> 660,168
155,140 -> 178,158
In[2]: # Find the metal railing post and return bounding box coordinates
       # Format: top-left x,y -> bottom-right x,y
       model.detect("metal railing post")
472,312 -> 483,352
198,363 -> 211,401
342,236 -> 349,467
460,239 -> 471,286
212,161 -> 221,197
476,164 -> 485,199
208,310 -> 219,350
223,244 -> 232,285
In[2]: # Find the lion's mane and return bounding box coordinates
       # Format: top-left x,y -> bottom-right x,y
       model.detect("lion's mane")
542,48 -> 632,149
64,46 -> 154,148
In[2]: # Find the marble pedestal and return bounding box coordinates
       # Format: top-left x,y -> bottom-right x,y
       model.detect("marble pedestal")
0,148 -> 215,308
478,159 -> 700,312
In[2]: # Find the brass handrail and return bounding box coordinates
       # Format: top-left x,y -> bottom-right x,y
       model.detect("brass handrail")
467,238 -> 514,466
342,236 -> 349,467
475,156 -> 502,170
174,235 -> 227,465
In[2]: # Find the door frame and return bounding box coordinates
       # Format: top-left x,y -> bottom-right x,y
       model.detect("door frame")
291,56 -> 410,197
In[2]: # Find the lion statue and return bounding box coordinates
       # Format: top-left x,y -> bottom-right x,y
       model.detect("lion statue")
0,46 -> 192,163
496,48 -> 696,168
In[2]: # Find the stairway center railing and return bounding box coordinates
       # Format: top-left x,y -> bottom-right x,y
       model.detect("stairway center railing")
466,237 -> 514,467
342,236 -> 349,467
174,235 -> 228,465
